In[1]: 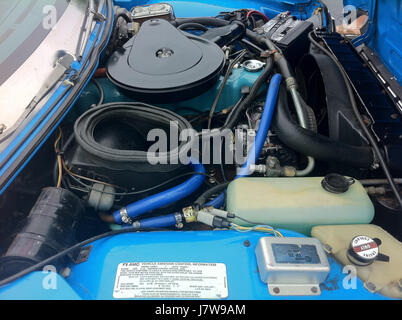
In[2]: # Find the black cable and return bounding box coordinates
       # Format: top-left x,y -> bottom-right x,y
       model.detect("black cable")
220,136 -> 228,183
0,228 -> 165,287
67,171 -> 217,196
91,78 -> 104,106
223,57 -> 274,129
223,95 -> 245,127
240,38 -> 264,53
308,31 -> 402,208
234,215 -> 271,226
207,50 -> 247,129
194,182 -> 230,208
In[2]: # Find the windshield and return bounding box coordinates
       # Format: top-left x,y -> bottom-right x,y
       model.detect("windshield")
0,0 -> 86,139
0,0 -> 68,86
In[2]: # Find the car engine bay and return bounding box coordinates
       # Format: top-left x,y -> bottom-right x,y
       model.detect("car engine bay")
0,1 -> 401,299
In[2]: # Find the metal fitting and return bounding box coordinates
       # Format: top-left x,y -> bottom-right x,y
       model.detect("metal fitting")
182,206 -> 197,223
120,207 -> 133,225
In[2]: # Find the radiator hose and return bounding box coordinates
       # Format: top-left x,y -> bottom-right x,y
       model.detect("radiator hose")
272,86 -> 375,168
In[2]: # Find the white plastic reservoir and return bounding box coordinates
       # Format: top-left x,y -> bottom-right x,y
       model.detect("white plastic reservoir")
226,177 -> 374,235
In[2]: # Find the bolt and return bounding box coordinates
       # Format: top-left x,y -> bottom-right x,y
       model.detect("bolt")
365,282 -> 376,292
0,124 -> 7,134
311,287 -> 318,293
175,223 -> 184,229
323,244 -> 333,254
273,287 -> 280,294
243,240 -> 250,247
391,113 -> 398,120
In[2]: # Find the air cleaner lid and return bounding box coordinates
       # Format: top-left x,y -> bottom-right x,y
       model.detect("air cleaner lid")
107,19 -> 225,102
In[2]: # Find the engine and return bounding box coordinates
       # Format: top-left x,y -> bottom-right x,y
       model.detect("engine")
0,3 -> 401,300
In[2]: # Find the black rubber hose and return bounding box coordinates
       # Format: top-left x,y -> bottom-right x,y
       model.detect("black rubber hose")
244,29 -> 294,79
194,182 -> 230,209
297,92 -> 317,133
177,22 -> 209,31
272,86 -> 375,168
223,57 -> 274,129
0,228 -> 167,287
173,17 -> 229,28
91,78 -> 104,106
109,7 -> 132,52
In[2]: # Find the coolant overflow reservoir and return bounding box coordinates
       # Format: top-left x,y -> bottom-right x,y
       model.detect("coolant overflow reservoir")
227,177 -> 374,235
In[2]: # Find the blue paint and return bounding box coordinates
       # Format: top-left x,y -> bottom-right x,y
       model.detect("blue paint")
0,230 -> 389,300
366,0 -> 402,85
0,273 -> 82,300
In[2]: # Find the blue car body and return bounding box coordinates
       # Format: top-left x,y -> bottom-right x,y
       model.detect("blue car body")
0,0 -> 400,300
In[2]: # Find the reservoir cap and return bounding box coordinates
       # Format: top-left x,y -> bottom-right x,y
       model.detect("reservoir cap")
347,235 -> 389,266
321,174 -> 354,194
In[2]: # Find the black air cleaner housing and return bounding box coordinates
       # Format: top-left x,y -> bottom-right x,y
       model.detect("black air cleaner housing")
107,19 -> 226,103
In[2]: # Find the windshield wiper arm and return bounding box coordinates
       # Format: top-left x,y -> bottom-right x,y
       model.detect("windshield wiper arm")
77,0 -> 105,61
27,52 -> 75,111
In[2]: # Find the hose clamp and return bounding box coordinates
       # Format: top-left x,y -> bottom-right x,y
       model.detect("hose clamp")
285,77 -> 298,90
260,49 -> 279,59
120,207 -> 133,225
132,221 -> 141,229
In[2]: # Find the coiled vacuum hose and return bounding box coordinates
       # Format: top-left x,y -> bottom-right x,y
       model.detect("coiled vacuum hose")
206,74 -> 283,209
113,159 -> 206,224
272,86 -> 375,168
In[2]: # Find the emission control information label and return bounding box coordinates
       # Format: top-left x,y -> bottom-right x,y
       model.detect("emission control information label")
113,262 -> 228,299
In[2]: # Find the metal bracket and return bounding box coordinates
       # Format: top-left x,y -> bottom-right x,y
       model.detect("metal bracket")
91,9 -> 106,22
268,284 -> 321,296
71,245 -> 93,264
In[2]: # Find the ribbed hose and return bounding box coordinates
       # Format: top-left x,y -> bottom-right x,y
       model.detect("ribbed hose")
272,86 -> 375,168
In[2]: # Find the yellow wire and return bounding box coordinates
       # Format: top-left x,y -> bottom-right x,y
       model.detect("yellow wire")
54,128 -> 121,189
54,128 -> 63,188
61,158 -> 120,189
231,223 -> 284,237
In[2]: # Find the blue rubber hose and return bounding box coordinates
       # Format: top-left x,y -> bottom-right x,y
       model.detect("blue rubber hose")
139,215 -> 178,229
206,73 -> 283,208
137,214 -> 180,229
113,159 -> 206,224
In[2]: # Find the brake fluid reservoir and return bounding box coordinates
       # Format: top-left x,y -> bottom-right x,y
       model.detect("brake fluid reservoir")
226,176 -> 374,235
